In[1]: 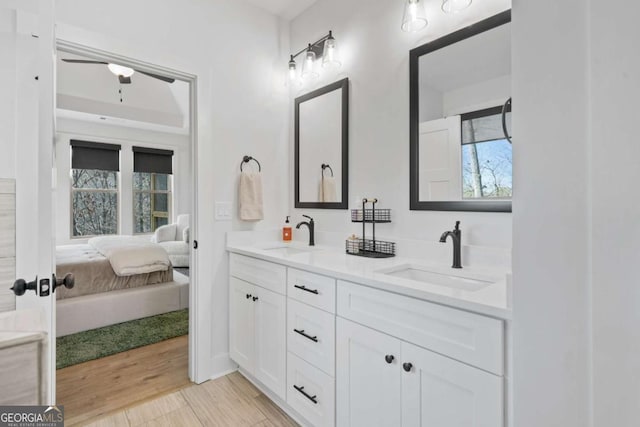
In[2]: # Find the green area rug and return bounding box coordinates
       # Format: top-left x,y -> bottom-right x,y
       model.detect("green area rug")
57,309 -> 188,370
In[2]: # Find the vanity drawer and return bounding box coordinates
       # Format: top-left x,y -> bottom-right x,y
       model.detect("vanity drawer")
287,268 -> 336,313
288,298 -> 335,376
230,254 -> 286,295
336,280 -> 504,375
287,352 -> 335,427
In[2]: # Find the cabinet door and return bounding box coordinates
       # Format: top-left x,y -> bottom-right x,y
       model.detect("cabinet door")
254,286 -> 287,400
402,341 -> 503,427
229,277 -> 255,373
336,318 -> 402,427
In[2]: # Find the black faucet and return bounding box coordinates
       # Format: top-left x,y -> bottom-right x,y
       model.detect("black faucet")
439,221 -> 462,269
296,215 -> 315,246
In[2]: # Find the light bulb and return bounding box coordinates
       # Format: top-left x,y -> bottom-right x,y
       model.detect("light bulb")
107,63 -> 135,77
288,56 -> 297,82
322,32 -> 341,70
401,0 -> 428,32
301,46 -> 319,80
441,0 -> 472,14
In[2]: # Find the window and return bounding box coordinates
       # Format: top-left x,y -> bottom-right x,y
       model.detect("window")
132,146 -> 174,234
71,140 -> 121,237
133,172 -> 172,233
461,107 -> 512,199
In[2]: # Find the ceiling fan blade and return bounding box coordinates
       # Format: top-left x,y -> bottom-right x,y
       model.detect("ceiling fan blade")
61,59 -> 108,64
137,70 -> 175,83
118,75 -> 132,84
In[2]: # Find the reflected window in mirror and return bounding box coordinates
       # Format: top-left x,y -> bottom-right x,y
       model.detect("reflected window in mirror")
295,78 -> 349,209
410,10 -> 512,212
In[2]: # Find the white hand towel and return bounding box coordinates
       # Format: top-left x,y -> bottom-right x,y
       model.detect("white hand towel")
239,171 -> 264,221
320,176 -> 337,203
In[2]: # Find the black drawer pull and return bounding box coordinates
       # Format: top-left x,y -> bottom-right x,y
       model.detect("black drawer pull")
293,385 -> 318,404
294,284 -> 319,294
293,328 -> 318,342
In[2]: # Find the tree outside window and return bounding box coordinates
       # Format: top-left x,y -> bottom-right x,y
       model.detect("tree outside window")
133,172 -> 172,234
71,169 -> 119,237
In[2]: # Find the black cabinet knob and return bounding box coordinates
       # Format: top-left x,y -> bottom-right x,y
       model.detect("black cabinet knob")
246,294 -> 252,299
403,362 -> 413,372
252,296 -> 259,301
385,355 -> 395,364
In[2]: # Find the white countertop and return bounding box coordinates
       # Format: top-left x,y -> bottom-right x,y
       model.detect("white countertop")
226,241 -> 512,320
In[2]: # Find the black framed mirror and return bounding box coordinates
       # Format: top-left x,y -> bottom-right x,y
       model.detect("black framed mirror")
295,78 -> 349,209
410,11 -> 512,212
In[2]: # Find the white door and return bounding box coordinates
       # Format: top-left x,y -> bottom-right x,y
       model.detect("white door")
254,286 -> 286,400
0,0 -> 56,405
418,116 -> 462,201
336,318 -> 402,427
229,277 -> 255,372
402,341 -> 503,427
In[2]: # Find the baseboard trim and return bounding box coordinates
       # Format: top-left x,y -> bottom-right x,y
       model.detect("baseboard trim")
207,353 -> 237,383
238,368 -> 311,427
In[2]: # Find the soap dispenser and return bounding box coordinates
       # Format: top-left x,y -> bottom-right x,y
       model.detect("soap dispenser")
282,216 -> 292,242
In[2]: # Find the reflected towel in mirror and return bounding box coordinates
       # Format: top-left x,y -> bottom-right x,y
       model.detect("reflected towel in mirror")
320,176 -> 337,202
239,171 -> 264,221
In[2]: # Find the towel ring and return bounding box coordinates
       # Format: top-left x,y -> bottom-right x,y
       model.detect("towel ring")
240,155 -> 261,172
321,163 -> 334,177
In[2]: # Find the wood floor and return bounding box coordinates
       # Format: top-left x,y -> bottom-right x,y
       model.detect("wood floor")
58,335 -> 191,426
79,372 -> 298,427
58,335 -> 298,426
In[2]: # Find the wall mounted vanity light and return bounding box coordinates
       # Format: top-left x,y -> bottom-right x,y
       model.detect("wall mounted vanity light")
401,0 -> 473,32
441,0 -> 473,14
288,31 -> 341,84
402,0 -> 428,32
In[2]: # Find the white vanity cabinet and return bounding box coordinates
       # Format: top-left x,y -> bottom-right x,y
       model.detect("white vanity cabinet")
229,256 -> 287,400
336,280 -> 504,427
228,252 -> 507,427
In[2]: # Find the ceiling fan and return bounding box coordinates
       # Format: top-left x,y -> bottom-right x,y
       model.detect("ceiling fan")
61,59 -> 175,84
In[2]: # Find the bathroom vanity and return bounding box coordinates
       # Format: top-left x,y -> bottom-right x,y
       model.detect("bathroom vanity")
227,236 -> 510,427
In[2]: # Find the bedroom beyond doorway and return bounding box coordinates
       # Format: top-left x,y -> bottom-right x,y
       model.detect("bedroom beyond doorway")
53,42 -> 198,422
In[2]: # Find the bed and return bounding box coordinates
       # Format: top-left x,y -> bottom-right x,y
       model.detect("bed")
55,237 -> 189,337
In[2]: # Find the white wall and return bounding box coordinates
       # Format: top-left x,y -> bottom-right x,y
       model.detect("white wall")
590,1 -> 640,425
289,0 -> 513,250
55,0 -> 290,381
54,118 -> 192,245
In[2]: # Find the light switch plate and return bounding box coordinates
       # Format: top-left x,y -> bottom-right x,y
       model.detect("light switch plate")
215,201 -> 232,221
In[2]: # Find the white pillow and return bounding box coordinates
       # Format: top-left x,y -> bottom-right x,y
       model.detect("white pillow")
155,224 -> 177,243
183,227 -> 190,243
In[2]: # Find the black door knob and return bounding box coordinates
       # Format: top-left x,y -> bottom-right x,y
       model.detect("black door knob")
10,278 -> 37,296
53,273 -> 75,292
385,355 -> 395,364
403,362 -> 413,372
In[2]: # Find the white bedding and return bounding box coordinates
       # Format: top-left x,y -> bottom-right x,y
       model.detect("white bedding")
88,236 -> 171,276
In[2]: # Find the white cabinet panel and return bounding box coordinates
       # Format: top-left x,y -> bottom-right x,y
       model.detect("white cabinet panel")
229,277 -> 255,372
287,352 -> 335,427
336,318 -> 401,427
337,280 -> 504,375
254,286 -> 287,400
288,268 -> 336,313
230,254 -> 287,295
288,298 -> 335,376
402,341 -> 503,427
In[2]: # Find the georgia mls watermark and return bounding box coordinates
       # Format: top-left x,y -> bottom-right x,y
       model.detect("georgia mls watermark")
0,406 -> 64,427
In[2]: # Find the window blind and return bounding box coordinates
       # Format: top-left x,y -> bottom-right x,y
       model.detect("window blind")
133,147 -> 174,174
71,140 -> 121,171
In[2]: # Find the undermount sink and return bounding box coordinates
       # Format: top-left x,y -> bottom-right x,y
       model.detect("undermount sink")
378,264 -> 497,292
261,246 -> 317,257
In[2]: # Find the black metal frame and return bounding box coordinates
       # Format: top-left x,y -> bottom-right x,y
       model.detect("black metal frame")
295,78 -> 349,209
409,10 -> 512,213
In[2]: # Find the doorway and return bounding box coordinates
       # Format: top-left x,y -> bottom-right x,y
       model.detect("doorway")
53,41 -> 199,423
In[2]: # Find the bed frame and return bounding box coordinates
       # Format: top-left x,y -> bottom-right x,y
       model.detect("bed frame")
56,271 -> 189,337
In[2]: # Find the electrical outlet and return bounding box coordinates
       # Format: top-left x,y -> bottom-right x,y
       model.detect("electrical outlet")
215,201 -> 232,221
